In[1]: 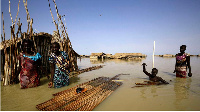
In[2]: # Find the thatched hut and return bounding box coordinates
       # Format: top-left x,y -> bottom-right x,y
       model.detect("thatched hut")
1,32 -> 79,84
1,0 -> 80,85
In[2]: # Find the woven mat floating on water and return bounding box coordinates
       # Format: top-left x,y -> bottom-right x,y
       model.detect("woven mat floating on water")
36,74 -> 123,111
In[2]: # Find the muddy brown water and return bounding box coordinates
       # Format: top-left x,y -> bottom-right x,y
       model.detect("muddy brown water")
1,56 -> 200,111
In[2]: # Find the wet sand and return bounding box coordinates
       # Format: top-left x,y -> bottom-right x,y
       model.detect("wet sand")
1,56 -> 200,111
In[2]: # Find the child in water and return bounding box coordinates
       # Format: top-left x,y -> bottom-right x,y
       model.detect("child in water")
48,42 -> 70,88
142,63 -> 169,84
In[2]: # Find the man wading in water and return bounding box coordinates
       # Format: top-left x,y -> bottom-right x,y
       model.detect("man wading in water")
142,63 -> 169,85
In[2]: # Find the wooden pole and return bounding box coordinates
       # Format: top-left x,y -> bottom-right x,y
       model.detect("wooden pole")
23,0 -> 31,35
2,12 -> 5,41
153,41 -> 155,68
48,0 -> 78,72
2,12 -> 9,85
8,0 -> 20,84
48,0 -> 59,38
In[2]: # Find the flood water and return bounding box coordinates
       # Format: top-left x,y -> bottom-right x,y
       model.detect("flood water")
1,56 -> 200,111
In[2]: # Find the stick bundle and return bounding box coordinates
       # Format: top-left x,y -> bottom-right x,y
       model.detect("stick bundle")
36,74 -> 123,111
77,65 -> 104,74
69,65 -> 105,78
48,0 -> 79,71
135,81 -> 158,85
131,81 -> 159,88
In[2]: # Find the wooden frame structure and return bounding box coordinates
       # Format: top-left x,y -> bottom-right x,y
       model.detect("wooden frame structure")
1,0 -> 79,85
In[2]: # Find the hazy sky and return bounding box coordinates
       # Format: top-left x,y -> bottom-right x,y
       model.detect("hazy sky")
1,0 -> 200,55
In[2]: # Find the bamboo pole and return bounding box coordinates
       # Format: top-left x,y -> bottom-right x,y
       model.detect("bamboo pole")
48,0 -> 60,39
8,0 -> 21,83
16,18 -> 22,56
9,0 -> 13,85
8,0 -> 20,26
11,25 -> 15,83
48,0 -> 78,72
2,12 -> 9,86
23,0 -> 31,34
4,54 -> 9,86
52,0 -> 64,50
14,0 -> 20,30
9,0 -> 13,25
153,41 -> 155,68
52,0 -> 71,54
29,18 -> 33,38
2,12 -> 5,41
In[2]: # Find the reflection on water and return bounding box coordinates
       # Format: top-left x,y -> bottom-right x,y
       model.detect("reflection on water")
174,78 -> 192,110
90,58 -> 104,64
162,71 -> 176,77
174,78 -> 191,100
139,85 -> 165,99
151,86 -> 159,97
1,57 -> 200,111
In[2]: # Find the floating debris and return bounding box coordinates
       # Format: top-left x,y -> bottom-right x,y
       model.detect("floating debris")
69,65 -> 105,78
112,80 -> 124,82
132,81 -> 159,88
121,73 -> 130,75
36,74 -> 123,111
76,65 -> 104,75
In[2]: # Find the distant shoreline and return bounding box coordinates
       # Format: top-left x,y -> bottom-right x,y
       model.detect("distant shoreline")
80,54 -> 200,58
79,52 -> 147,59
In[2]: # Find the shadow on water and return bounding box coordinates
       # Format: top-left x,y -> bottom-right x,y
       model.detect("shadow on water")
78,66 -> 84,69
69,76 -> 80,84
90,58 -> 144,64
40,77 -> 50,86
39,74 -> 80,86
138,77 -> 149,80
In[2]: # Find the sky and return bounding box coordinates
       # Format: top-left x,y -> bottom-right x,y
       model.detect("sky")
1,0 -> 200,55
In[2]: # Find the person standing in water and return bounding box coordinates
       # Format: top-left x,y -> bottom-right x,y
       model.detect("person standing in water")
174,45 -> 192,78
17,39 -> 43,89
48,42 -> 70,88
